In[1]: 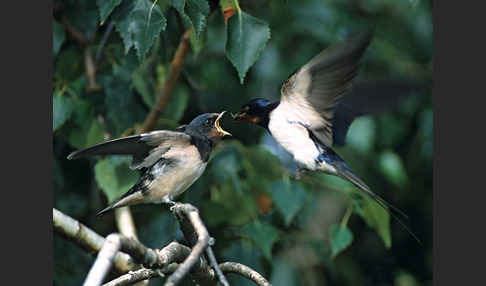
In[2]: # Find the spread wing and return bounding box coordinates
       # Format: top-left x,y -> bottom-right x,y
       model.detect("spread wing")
67,130 -> 192,170
280,31 -> 372,147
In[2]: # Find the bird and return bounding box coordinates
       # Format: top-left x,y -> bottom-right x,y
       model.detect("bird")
232,31 -> 421,243
67,112 -> 231,216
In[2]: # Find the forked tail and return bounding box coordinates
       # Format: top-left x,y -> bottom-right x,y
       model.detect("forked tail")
336,166 -> 422,245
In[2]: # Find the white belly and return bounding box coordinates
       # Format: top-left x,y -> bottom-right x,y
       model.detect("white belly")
268,106 -> 320,169
148,145 -> 208,202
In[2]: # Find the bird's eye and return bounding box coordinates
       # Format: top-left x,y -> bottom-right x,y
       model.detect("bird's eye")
205,118 -> 213,125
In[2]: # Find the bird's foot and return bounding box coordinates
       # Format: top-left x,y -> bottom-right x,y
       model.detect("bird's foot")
163,199 -> 177,211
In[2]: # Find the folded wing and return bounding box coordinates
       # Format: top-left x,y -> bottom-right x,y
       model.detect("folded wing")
67,130 -> 192,170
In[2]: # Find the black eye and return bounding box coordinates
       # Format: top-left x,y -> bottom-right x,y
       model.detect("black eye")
205,118 -> 213,125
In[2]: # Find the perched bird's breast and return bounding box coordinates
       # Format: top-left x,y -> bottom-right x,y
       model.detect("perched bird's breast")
268,103 -> 321,169
146,145 -> 207,203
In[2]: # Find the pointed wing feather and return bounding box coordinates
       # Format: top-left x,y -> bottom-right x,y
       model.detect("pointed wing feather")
67,130 -> 192,170
280,31 -> 372,146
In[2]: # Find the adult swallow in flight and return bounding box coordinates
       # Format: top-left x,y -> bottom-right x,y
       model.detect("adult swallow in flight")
67,112 -> 231,216
233,31 -> 421,243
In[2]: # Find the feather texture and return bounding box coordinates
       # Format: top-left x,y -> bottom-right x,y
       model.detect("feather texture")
280,30 -> 372,146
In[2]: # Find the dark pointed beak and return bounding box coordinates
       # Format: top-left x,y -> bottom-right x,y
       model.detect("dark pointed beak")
231,111 -> 248,121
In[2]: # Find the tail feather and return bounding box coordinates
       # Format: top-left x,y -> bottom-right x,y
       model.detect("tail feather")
95,189 -> 134,217
96,204 -> 115,217
336,166 -> 422,245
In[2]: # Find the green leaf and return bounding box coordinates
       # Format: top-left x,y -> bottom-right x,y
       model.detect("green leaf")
185,0 -> 210,37
102,76 -> 146,136
394,270 -> 419,286
377,114 -> 408,147
329,224 -> 354,258
68,118 -> 105,150
378,151 -> 409,187
94,157 -> 140,203
209,144 -> 244,194
53,20 -> 65,57
240,220 -> 280,260
221,240 -> 264,276
160,85 -> 189,122
55,48 -> 84,83
189,28 -> 206,56
132,70 -> 154,108
225,11 -> 270,84
219,0 -> 238,11
53,92 -> 74,131
112,0 -> 167,59
170,0 -> 209,38
64,1 -> 99,37
353,194 -> 392,248
346,116 -> 375,153
132,48 -> 160,108
138,213 -> 178,249
270,258 -> 298,286
97,0 -> 122,23
269,179 -> 307,226
64,96 -> 106,149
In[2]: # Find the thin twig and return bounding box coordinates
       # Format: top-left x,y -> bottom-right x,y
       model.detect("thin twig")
140,29 -> 192,133
219,262 -> 272,286
61,16 -> 101,92
206,246 -> 230,286
96,22 -> 115,63
61,16 -> 88,45
85,46 -> 102,92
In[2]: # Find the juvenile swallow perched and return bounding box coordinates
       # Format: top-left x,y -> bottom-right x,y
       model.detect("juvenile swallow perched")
233,31 -> 420,242
67,112 -> 231,216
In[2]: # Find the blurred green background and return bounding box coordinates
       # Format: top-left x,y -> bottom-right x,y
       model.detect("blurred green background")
53,0 -> 432,285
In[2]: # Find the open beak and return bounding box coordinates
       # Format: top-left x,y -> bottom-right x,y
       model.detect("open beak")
215,111 -> 232,136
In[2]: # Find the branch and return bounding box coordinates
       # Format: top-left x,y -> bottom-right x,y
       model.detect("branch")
140,29 -> 192,133
84,231 -> 213,286
96,22 -> 115,63
85,46 -> 102,92
54,207 -> 272,286
103,268 -> 164,286
165,203 -> 210,286
206,245 -> 230,286
114,207 -> 139,240
61,16 -> 88,45
84,234 -> 123,286
219,262 -> 272,286
60,16 -> 100,92
103,261 -> 274,286
53,208 -> 135,273
103,242 -> 214,286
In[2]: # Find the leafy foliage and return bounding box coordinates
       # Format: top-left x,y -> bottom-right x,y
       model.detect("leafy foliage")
329,224 -> 354,258
53,0 -> 433,285
225,10 -> 271,83
111,0 -> 167,59
53,92 -> 74,131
